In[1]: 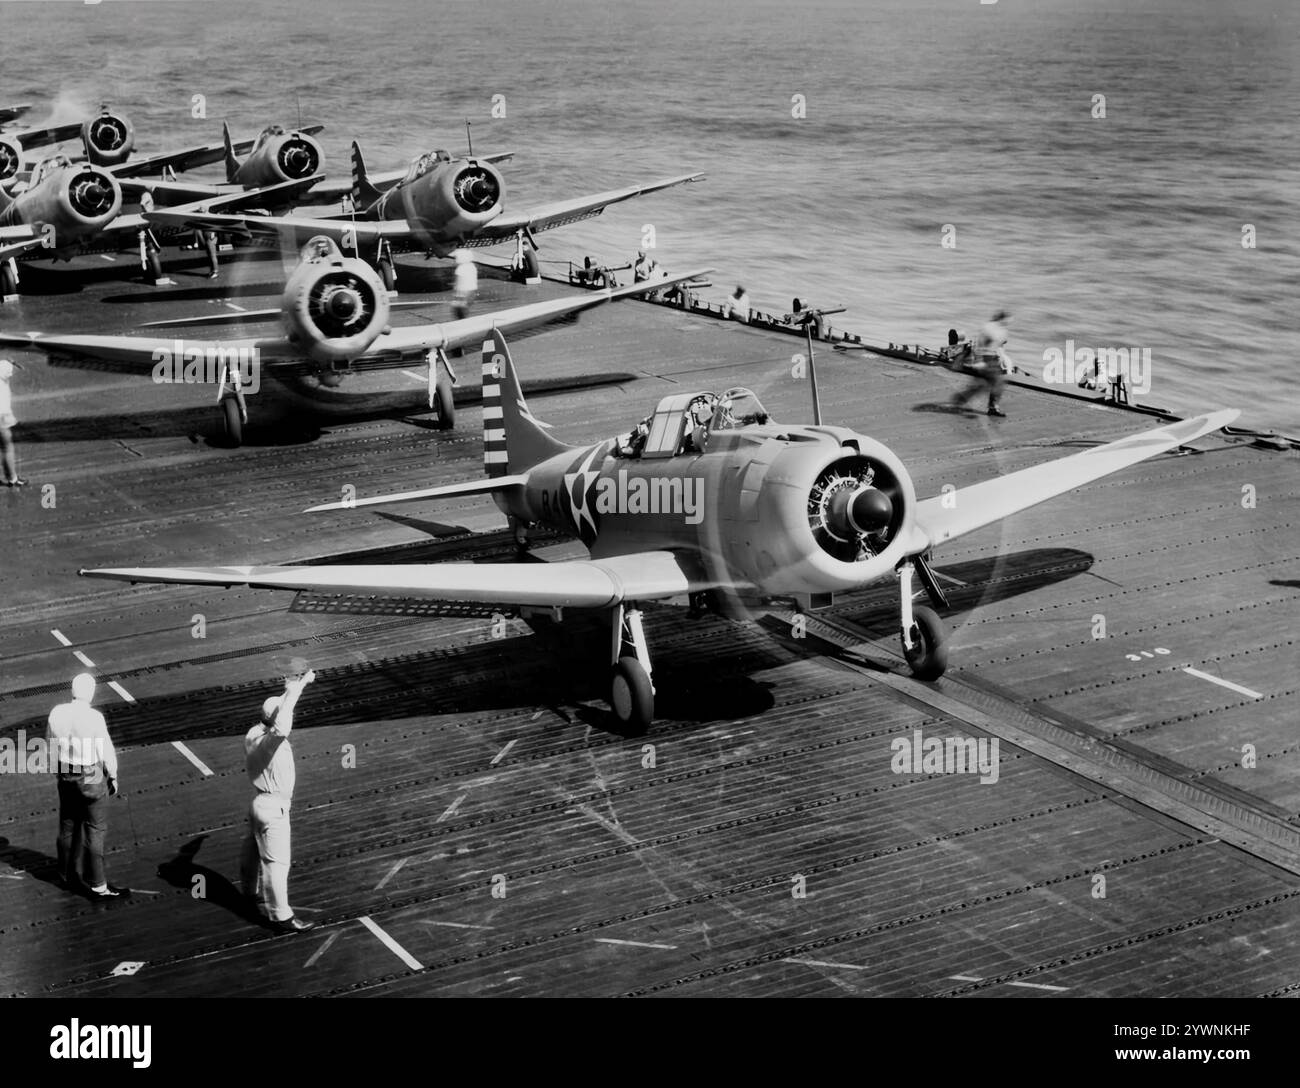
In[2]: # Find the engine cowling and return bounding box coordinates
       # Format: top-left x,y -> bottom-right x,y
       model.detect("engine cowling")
386,159 -> 504,246
701,427 -> 918,597
280,238 -> 390,366
81,111 -> 135,166
0,137 -> 22,190
0,163 -> 122,245
238,130 -> 324,188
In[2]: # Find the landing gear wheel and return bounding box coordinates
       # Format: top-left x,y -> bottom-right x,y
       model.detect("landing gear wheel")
145,248 -> 163,283
378,257 -> 396,292
0,262 -> 16,298
433,373 -> 455,430
610,656 -> 653,734
221,397 -> 243,447
519,246 -> 540,283
903,606 -> 947,680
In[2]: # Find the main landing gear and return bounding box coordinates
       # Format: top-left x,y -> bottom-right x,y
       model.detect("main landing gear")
138,228 -> 171,286
898,555 -> 949,680
610,602 -> 654,733
217,358 -> 249,447
510,229 -> 541,285
426,348 -> 456,430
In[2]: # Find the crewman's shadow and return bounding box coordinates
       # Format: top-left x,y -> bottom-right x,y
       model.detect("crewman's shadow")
913,400 -> 979,416
157,834 -> 260,923
0,836 -> 63,889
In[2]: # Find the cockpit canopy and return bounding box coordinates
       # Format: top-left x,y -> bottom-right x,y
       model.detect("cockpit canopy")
402,149 -> 454,185
31,155 -> 72,185
622,387 -> 771,459
252,124 -> 286,153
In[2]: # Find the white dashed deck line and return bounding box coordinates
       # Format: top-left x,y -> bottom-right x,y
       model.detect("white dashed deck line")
171,741 -> 213,777
358,916 -> 423,970
1182,667 -> 1263,700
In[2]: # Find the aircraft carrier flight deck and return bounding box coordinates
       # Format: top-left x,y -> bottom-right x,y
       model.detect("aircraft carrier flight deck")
2,250 -> 1297,999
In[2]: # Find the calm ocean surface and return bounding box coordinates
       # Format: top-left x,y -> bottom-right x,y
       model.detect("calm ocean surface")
3,0 -> 1297,431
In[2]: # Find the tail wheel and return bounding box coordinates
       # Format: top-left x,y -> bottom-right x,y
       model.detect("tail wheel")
903,606 -> 948,680
378,257 -> 396,292
221,397 -> 243,447
610,656 -> 653,734
433,373 -> 455,430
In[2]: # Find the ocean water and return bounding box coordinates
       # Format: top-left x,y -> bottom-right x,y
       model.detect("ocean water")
3,0 -> 1297,431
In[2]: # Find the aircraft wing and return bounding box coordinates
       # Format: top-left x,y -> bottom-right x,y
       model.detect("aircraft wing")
0,330 -> 298,373
0,104 -> 33,127
108,124 -> 325,179
142,206 -> 409,248
81,549 -> 719,609
0,228 -> 48,264
358,267 -> 711,361
1,268 -> 709,372
10,121 -> 82,149
477,172 -> 705,241
911,410 -> 1240,550
305,153 -> 513,205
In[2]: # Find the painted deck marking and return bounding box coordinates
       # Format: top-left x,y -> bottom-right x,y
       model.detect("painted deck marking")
171,741 -> 213,777
489,738 -> 517,766
72,650 -> 96,669
110,961 -> 146,976
948,974 -> 983,982
1009,980 -> 1070,992
783,957 -> 870,971
594,938 -> 677,950
51,629 -> 72,647
107,680 -> 135,704
419,920 -> 494,930
375,857 -> 408,890
358,915 -> 424,970
1182,667 -> 1263,700
436,794 -> 467,822
932,571 -> 968,587
303,931 -> 339,968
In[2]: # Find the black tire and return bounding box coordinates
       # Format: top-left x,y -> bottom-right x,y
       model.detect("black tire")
610,656 -> 653,734
520,247 -> 540,281
0,262 -> 17,298
433,373 -> 455,430
145,248 -> 163,283
903,606 -> 947,680
378,257 -> 396,292
221,397 -> 243,447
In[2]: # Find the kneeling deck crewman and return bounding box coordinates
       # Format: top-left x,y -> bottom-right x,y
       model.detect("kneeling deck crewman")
241,668 -> 317,933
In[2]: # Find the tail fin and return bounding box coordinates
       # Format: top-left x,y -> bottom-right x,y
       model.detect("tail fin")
351,140 -> 381,209
480,331 -> 570,478
221,121 -> 240,184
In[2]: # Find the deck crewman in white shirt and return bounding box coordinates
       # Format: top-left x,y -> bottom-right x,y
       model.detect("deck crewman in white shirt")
240,668 -> 317,933
0,358 -> 27,487
47,673 -> 124,898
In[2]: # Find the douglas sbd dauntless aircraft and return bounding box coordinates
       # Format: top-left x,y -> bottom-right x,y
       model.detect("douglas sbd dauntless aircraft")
146,140 -> 703,289
0,113 -> 330,291
0,236 -> 709,444
81,332 -> 1239,732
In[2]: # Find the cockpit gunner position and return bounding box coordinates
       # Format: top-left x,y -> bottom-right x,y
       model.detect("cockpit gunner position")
615,387 -> 770,459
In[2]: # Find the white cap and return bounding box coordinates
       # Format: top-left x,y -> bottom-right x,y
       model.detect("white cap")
453,248 -> 471,263
72,673 -> 96,702
0,359 -> 13,380
261,695 -> 283,724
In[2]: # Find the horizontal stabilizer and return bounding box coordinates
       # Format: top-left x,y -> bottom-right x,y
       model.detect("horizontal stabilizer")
305,474 -> 528,513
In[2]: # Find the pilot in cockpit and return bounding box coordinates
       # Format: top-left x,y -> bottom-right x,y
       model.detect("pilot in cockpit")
712,387 -> 770,431
682,393 -> 717,454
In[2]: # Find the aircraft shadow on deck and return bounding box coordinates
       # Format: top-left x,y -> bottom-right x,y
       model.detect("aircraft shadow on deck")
0,550 -> 1089,755
12,251 -> 284,299
15,371 -> 636,447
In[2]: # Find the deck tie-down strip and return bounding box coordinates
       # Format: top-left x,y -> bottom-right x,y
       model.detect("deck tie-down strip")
783,610 -> 1300,878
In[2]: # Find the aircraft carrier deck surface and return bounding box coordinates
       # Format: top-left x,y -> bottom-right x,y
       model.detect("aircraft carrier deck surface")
1,252 -> 1297,999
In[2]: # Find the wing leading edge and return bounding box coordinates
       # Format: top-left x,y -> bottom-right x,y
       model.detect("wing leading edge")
80,550 -> 718,610
912,409 -> 1240,549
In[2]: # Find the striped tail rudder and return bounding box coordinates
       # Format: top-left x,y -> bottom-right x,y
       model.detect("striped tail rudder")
480,331 -> 570,478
